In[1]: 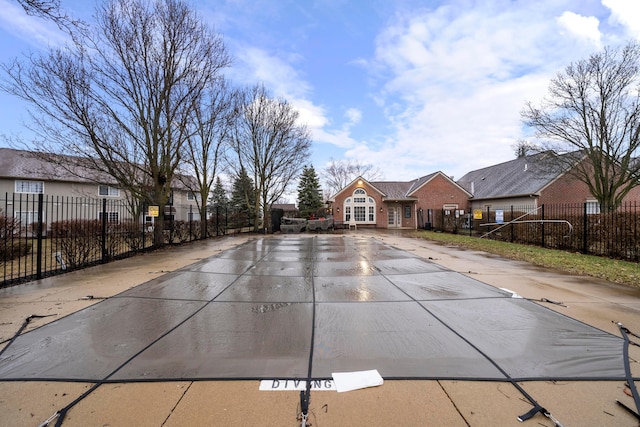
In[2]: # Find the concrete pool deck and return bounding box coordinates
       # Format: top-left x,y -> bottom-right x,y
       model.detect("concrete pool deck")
1,230 -> 639,426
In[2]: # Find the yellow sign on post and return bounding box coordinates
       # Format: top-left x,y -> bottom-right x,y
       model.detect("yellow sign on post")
148,206 -> 160,217
473,209 -> 483,220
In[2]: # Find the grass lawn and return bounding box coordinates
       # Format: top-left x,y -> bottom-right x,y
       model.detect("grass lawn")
411,230 -> 640,288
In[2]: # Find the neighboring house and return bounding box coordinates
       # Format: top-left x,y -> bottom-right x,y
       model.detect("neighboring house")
457,151 -> 640,213
330,172 -> 471,229
0,147 -> 199,227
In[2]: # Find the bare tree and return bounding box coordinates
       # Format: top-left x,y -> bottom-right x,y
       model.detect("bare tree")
522,42 -> 640,210
15,0 -> 83,31
1,0 -> 231,246
512,139 -> 539,158
322,158 -> 383,197
179,78 -> 238,238
230,84 -> 312,231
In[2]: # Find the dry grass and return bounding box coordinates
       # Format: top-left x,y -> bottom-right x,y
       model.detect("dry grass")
412,230 -> 640,288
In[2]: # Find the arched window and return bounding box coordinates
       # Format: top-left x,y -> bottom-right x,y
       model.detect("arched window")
344,188 -> 376,223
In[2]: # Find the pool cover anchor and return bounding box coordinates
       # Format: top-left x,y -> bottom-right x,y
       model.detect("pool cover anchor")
517,405 -> 564,426
37,410 -> 60,427
615,322 -> 640,420
299,383 -> 311,427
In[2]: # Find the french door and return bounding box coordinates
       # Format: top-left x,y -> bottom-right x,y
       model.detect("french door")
387,207 -> 400,228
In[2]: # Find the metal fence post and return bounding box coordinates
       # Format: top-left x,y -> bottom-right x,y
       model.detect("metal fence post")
188,205 -> 192,241
101,198 -> 107,262
36,193 -> 44,280
541,204 -> 545,248
583,202 -> 588,254
510,205 -> 514,243
216,205 -> 220,236
141,202 -> 146,251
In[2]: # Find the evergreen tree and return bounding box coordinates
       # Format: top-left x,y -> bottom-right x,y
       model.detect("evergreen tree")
208,176 -> 229,215
297,165 -> 323,218
230,167 -> 256,226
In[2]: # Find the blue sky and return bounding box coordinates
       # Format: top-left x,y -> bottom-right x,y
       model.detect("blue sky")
1,0 -> 639,188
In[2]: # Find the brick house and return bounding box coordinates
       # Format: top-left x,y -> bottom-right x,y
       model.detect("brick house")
329,172 -> 471,229
457,151 -> 640,213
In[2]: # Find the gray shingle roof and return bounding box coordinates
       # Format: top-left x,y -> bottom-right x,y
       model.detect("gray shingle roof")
370,172 -> 445,200
457,152 -> 580,200
0,148 -> 196,190
370,181 -> 414,199
0,148 -> 114,183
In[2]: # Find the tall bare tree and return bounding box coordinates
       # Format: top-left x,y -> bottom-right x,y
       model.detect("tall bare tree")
522,42 -> 640,210
230,84 -> 311,231
15,0 -> 83,32
1,0 -> 231,246
322,158 -> 383,197
179,78 -> 238,238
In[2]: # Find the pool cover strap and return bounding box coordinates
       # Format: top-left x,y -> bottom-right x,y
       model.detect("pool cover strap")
0,314 -> 56,357
517,405 -> 563,426
617,323 -> 640,419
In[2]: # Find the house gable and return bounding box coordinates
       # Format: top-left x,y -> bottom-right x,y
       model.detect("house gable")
330,176 -> 386,201
407,171 -> 472,199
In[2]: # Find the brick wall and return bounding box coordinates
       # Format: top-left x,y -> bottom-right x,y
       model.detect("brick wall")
412,174 -> 470,214
540,172 -> 640,205
331,180 -> 386,228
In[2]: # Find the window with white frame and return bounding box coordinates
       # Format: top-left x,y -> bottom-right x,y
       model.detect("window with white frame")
98,211 -> 120,223
99,185 -> 120,197
585,200 -> 601,215
15,180 -> 44,194
343,188 -> 376,223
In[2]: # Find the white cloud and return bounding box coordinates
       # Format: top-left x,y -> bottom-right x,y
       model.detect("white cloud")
557,11 -> 602,46
291,98 -> 328,129
361,1 -> 611,180
0,0 -> 68,48
344,108 -> 362,127
236,47 -> 311,99
602,0 -> 640,39
231,44 -> 365,151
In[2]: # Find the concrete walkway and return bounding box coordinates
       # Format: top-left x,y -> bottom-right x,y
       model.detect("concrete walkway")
1,231 -> 639,426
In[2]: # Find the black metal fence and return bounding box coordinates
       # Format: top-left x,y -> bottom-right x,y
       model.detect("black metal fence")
431,202 -> 640,262
1,193 -> 239,287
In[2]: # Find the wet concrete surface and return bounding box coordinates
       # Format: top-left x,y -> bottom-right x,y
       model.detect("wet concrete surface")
0,235 -> 627,384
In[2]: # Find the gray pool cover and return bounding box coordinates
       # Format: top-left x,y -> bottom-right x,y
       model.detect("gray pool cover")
0,236 -> 626,383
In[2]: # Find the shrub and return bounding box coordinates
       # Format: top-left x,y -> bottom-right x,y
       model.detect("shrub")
166,220 -> 195,243
0,239 -> 32,260
49,219 -> 101,269
0,215 -> 32,261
